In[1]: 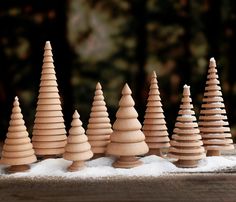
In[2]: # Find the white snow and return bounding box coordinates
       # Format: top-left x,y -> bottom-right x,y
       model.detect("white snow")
1,155 -> 236,178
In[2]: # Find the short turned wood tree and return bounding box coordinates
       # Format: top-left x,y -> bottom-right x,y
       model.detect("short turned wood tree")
63,110 -> 93,171
32,41 -> 67,158
1,97 -> 37,173
142,71 -> 170,156
86,82 -> 112,157
106,84 -> 149,168
199,58 -> 234,156
168,85 -> 205,168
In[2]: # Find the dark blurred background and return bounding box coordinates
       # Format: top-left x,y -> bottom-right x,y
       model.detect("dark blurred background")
0,0 -> 236,141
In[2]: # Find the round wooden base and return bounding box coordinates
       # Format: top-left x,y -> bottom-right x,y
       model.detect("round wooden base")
67,161 -> 85,172
6,165 -> 30,173
175,160 -> 198,168
207,150 -> 220,156
37,154 -> 62,160
112,156 -> 142,168
92,153 -> 104,159
147,148 -> 162,157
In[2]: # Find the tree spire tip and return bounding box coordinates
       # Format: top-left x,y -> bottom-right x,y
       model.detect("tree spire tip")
209,57 -> 216,67
183,84 -> 190,96
73,110 -> 80,118
122,83 -> 132,95
96,82 -> 102,90
152,71 -> 157,78
44,41 -> 52,50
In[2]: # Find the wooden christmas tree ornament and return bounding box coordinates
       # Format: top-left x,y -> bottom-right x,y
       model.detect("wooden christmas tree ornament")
168,85 -> 205,168
63,110 -> 93,171
199,58 -> 234,156
142,71 -> 170,156
86,82 -> 112,158
32,41 -> 67,158
106,84 -> 149,168
1,97 -> 37,173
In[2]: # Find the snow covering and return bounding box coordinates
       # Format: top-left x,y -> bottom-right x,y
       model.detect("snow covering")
1,155 -> 236,178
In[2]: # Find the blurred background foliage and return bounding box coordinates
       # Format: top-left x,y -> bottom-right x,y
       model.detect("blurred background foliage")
1,0 -> 236,140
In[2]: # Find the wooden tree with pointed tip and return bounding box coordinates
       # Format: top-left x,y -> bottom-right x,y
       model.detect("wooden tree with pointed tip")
106,84 -> 149,168
168,85 -> 205,168
199,58 -> 234,156
142,71 -> 170,156
63,110 -> 93,171
32,41 -> 67,158
86,82 -> 112,158
1,97 -> 37,173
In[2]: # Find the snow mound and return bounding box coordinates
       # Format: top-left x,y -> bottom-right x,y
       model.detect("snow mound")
1,155 -> 236,178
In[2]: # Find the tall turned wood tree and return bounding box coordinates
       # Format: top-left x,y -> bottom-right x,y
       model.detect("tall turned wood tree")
32,41 -> 67,158
106,84 -> 149,168
168,85 -> 205,168
142,71 -> 170,156
1,97 -> 37,173
63,110 -> 93,171
86,82 -> 112,157
199,58 -> 234,156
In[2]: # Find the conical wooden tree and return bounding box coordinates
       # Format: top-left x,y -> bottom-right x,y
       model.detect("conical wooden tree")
63,110 -> 93,171
142,71 -> 170,156
168,85 -> 205,168
199,58 -> 234,156
86,82 -> 112,157
32,41 -> 67,157
106,84 -> 149,168
1,97 -> 37,173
